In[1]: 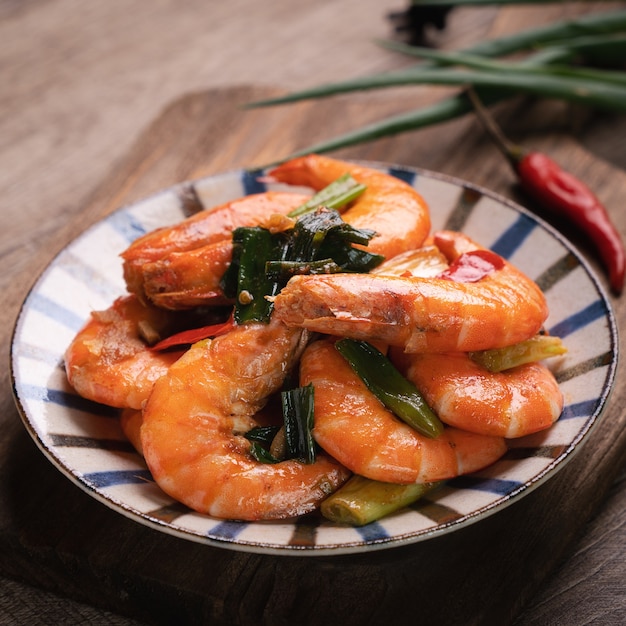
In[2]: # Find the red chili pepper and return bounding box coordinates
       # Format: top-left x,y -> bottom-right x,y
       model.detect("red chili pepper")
467,88 -> 625,296
151,314 -> 235,351
516,152 -> 625,295
437,249 -> 504,283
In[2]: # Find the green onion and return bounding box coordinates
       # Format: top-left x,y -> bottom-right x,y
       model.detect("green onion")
246,65 -> 626,113
470,334 -> 567,372
245,426 -> 282,464
246,9 -> 626,158
287,173 -> 366,217
335,339 -> 444,438
408,0 -> 596,6
281,384 -> 316,464
220,226 -> 284,324
379,42 -> 626,87
320,475 -> 442,526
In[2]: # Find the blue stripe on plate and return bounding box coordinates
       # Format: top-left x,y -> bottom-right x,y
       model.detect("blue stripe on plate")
28,292 -> 86,331
107,210 -> 148,242
242,169 -> 266,195
448,476 -> 522,495
50,433 -> 135,453
18,384 -> 118,417
388,167 -> 416,186
13,342 -> 64,365
561,399 -> 600,420
209,520 -> 248,541
83,469 -> 153,488
549,300 -> 607,338
489,214 -> 536,259
355,521 -> 390,542
58,250 -> 122,300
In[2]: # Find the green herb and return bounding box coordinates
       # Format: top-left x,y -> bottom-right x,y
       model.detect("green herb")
335,339 -> 444,439
470,335 -> 567,372
221,205 -> 383,324
245,425 -> 282,464
220,226 -> 285,324
282,384 -> 316,464
287,173 -> 366,217
320,475 -> 442,526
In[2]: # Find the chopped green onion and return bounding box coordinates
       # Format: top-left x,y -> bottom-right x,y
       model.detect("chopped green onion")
320,475 -> 442,526
220,201 -> 383,323
470,334 -> 567,372
335,339 -> 444,439
288,173 -> 366,217
221,226 -> 285,324
248,441 -> 281,464
282,384 -> 316,464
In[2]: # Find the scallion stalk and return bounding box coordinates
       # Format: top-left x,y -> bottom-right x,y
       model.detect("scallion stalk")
281,384 -> 316,464
320,475 -> 442,526
335,339 -> 444,438
287,173 -> 366,217
470,334 -> 567,372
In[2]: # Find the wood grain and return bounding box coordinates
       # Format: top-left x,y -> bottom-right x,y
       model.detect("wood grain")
2,84 -> 625,625
2,1 -> 625,623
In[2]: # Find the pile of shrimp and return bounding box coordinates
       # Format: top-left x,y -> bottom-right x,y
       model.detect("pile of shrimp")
64,154 -> 564,522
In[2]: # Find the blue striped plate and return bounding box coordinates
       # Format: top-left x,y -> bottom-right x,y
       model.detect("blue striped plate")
10,163 -> 618,555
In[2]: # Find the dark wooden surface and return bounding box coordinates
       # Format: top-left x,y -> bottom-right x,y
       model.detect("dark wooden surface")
2,2 -> 625,624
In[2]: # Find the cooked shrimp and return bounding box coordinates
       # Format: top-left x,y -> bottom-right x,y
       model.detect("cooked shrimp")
273,230 -> 548,353
140,318 -> 350,521
120,408 -> 144,455
300,339 -> 507,484
268,154 -> 431,259
400,352 -> 563,438
122,191 -> 310,307
64,295 -> 187,409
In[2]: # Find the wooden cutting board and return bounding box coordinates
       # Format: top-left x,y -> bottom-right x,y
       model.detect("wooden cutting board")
3,85 -> 625,625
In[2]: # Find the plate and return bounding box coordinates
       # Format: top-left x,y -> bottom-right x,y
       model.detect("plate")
10,163 -> 618,555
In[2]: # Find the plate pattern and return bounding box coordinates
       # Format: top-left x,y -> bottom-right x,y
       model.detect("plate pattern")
11,164 -> 618,555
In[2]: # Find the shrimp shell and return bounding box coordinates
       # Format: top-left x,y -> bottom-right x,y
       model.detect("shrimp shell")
403,352 -> 564,438
140,318 -> 350,521
300,339 -> 507,484
269,154 -> 431,259
273,231 -> 548,353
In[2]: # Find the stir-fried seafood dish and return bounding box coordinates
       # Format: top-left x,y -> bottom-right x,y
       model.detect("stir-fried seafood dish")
64,154 -> 566,524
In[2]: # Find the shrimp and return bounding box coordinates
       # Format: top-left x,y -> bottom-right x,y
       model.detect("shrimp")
400,352 -> 563,438
64,294 -> 213,409
122,191 -> 310,308
273,230 -> 548,353
120,408 -> 144,455
300,339 -> 507,484
140,318 -> 350,521
268,154 -> 431,259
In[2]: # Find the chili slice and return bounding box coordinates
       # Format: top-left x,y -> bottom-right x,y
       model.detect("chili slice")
151,314 -> 235,351
437,249 -> 504,283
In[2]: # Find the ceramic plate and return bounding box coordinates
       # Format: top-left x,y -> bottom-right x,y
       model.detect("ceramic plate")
11,163 -> 618,555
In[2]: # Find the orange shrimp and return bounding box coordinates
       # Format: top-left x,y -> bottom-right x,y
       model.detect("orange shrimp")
64,294 -> 188,409
273,230 -> 548,353
268,154 -> 431,259
401,352 -> 563,438
140,318 -> 350,521
122,191 -> 310,308
300,339 -> 507,484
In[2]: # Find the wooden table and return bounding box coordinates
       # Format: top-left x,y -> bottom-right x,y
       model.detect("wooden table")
2,2 -> 625,624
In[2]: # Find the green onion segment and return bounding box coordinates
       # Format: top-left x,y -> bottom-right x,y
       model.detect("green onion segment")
335,338 -> 444,439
